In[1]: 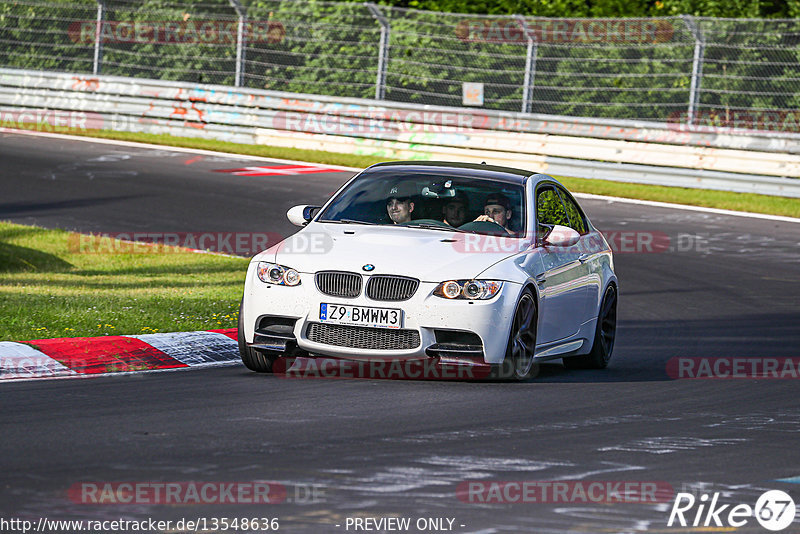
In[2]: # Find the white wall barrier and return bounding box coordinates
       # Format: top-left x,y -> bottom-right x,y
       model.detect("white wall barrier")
1,68 -> 799,197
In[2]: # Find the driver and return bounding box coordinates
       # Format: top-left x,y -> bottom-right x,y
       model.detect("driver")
386,182 -> 416,224
441,191 -> 468,227
475,193 -> 513,233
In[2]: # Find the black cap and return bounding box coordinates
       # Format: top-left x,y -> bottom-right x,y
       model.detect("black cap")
386,182 -> 416,200
443,190 -> 468,206
484,193 -> 511,209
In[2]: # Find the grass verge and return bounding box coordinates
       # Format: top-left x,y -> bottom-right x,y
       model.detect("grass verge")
63,129 -> 800,219
0,221 -> 248,342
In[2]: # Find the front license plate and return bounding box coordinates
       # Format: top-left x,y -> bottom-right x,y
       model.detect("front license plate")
319,303 -> 403,329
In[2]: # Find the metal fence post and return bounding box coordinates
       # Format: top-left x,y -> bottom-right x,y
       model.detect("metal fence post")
93,0 -> 105,75
682,15 -> 705,127
366,3 -> 389,100
515,15 -> 537,114
228,0 -> 247,87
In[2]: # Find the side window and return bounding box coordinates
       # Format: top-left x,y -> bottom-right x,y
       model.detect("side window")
536,187 -> 570,228
557,189 -> 588,235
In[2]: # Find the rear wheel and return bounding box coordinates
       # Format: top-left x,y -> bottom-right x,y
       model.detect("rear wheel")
238,298 -> 277,373
504,289 -> 537,381
563,284 -> 617,370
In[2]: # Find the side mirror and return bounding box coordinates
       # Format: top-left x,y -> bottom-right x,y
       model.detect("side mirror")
544,224 -> 580,247
287,205 -> 320,227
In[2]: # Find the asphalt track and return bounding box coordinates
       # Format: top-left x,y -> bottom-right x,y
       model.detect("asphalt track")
1,131 -> 800,533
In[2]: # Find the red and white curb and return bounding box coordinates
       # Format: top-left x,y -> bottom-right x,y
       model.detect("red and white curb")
0,329 -> 240,381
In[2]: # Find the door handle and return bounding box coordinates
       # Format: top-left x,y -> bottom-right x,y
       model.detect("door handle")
535,273 -> 547,284
578,253 -> 590,263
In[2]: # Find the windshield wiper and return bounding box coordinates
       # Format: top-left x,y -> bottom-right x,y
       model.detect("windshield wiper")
326,219 -> 378,226
402,223 -> 469,233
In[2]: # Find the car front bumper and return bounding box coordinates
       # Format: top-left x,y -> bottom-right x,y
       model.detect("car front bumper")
242,263 -> 522,365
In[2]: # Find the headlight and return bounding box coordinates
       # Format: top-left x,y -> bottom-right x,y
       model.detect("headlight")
433,280 -> 503,300
257,262 -> 301,286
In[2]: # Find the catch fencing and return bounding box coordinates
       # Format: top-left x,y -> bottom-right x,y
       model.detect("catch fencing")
1,0 -> 800,130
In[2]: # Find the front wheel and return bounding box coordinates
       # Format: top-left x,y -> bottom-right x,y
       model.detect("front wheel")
504,289 -> 538,381
563,284 -> 617,370
238,298 -> 277,373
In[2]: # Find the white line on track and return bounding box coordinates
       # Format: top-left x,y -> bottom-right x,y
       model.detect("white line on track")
5,128 -> 799,224
572,192 -> 800,224
0,128 -> 361,171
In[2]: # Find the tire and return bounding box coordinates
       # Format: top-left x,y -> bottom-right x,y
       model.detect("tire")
504,288 -> 538,381
238,298 -> 277,373
563,284 -> 617,370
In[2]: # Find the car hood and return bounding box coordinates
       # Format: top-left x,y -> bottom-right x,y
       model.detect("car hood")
255,223 -> 526,282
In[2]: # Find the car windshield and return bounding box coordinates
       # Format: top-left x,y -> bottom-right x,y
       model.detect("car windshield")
317,170 -> 527,237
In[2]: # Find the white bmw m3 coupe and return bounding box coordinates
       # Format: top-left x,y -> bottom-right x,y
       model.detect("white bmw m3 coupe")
238,161 -> 618,380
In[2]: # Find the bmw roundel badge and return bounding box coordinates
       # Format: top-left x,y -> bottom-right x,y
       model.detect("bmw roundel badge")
363,264 -> 375,272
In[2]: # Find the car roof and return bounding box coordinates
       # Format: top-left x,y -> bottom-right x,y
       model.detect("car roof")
365,161 -> 534,185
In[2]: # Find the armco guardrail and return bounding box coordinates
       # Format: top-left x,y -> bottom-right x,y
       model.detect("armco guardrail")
1,68 -> 799,197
